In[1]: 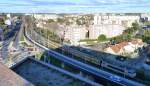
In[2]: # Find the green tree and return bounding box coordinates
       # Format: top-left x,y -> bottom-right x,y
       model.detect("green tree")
65,21 -> 71,26
48,19 -> 54,23
76,17 -> 86,25
132,22 -> 140,30
57,18 -> 65,24
98,34 -> 107,41
0,18 -> 4,25
143,36 -> 150,43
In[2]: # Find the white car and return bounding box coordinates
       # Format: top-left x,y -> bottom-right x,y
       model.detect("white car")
109,75 -> 121,82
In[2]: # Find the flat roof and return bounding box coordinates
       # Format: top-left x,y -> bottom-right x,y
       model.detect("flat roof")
0,62 -> 33,86
11,57 -> 100,86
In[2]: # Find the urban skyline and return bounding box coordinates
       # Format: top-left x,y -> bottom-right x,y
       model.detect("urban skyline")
0,1 -> 150,86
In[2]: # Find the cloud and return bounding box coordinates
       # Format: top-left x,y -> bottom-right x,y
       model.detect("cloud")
0,0 -> 150,13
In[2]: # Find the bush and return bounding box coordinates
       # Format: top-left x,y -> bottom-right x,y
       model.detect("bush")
48,19 -> 54,23
57,18 -> 65,24
98,34 -> 107,41
142,36 -> 150,43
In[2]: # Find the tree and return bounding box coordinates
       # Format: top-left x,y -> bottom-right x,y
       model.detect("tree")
0,18 -> 4,25
65,21 -> 71,26
76,19 -> 83,25
57,18 -> 65,24
48,19 -> 54,23
24,15 -> 35,28
132,22 -> 140,30
98,34 -> 107,41
76,17 -> 86,25
142,35 -> 150,43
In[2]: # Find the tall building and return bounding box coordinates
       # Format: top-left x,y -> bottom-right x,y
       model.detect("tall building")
89,14 -> 140,39
89,24 -> 125,38
64,25 -> 87,45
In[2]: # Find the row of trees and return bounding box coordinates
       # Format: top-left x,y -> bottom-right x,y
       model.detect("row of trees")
34,27 -> 60,43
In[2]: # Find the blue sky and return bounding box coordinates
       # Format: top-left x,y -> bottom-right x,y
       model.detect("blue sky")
0,0 -> 150,13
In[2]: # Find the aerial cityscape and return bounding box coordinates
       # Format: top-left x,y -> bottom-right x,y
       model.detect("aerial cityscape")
0,0 -> 150,86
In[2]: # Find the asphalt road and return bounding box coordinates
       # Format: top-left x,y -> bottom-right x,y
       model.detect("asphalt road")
0,22 -> 21,60
13,22 -> 23,49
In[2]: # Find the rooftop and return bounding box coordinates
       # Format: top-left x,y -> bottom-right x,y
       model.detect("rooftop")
0,62 -> 33,86
107,39 -> 143,53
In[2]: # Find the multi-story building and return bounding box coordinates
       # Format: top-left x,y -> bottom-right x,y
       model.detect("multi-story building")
64,25 -> 88,45
89,24 -> 125,38
141,13 -> 150,21
90,14 -> 140,39
93,14 -> 140,27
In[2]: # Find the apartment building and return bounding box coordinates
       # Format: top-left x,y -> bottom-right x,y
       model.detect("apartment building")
64,25 -> 87,45
94,14 -> 140,27
89,14 -> 140,39
141,13 -> 150,21
89,24 -> 125,38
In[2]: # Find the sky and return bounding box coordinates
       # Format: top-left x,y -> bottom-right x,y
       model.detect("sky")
0,0 -> 150,13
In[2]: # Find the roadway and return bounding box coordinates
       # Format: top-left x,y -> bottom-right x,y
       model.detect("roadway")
0,22 -> 21,60
24,24 -> 145,86
12,21 -> 23,49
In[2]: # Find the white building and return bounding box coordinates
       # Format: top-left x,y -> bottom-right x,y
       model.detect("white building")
64,25 -> 87,45
6,14 -> 11,18
5,19 -> 11,26
141,13 -> 150,21
94,14 -> 140,27
89,24 -> 125,38
90,14 -> 140,39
